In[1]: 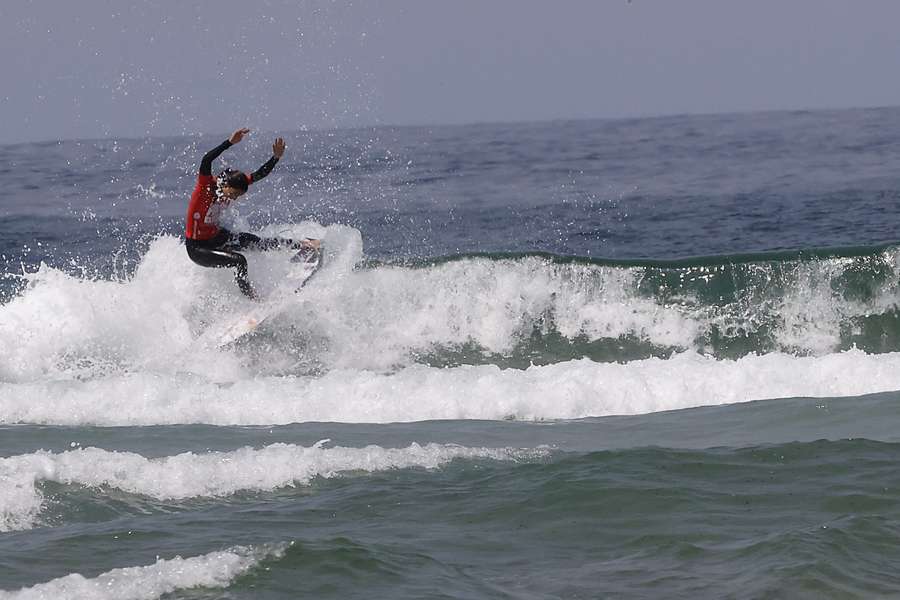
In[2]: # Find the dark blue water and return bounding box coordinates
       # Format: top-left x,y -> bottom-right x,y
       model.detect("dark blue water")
5,108 -> 900,271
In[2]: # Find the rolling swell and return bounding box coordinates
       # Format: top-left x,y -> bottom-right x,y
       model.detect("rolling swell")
385,242 -> 900,366
431,439 -> 900,598
9,437 -> 900,598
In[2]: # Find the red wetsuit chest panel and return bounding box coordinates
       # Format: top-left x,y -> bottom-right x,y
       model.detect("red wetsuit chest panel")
185,174 -> 225,240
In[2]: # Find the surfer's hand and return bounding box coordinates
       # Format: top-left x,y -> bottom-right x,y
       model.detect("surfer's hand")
273,137 -> 286,158
229,128 -> 250,144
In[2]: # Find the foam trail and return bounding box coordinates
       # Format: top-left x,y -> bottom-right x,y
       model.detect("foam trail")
0,442 -> 542,532
2,350 -> 900,426
0,543 -> 287,600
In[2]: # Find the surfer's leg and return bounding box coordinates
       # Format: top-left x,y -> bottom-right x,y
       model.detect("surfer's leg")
186,242 -> 257,299
227,232 -> 280,251
227,254 -> 256,299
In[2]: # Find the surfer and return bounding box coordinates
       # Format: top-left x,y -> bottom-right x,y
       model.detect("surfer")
184,128 -> 319,299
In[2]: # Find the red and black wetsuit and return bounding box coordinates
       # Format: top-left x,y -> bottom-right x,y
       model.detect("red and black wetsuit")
184,140 -> 281,298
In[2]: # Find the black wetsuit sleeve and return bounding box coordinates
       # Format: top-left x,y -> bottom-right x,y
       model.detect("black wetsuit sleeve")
199,140 -> 233,176
250,156 -> 279,183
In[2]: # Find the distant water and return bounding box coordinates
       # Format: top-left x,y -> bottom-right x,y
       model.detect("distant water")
4,107 -> 900,598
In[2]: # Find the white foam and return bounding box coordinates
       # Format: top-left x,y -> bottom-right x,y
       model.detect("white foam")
276,247 -> 900,368
0,442 -> 541,532
0,224 -> 359,383
8,228 -> 897,383
1,349 -> 899,427
0,543 -> 287,600
3,226 -> 900,434
275,255 -> 698,370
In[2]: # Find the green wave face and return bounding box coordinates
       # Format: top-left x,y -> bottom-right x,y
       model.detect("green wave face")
396,243 -> 900,367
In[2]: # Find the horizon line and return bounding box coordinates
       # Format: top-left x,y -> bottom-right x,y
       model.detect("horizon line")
3,102 -> 899,148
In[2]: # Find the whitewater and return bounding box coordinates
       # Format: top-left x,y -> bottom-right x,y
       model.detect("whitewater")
4,223 -> 900,427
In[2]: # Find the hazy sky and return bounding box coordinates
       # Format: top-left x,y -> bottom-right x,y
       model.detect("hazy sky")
2,0 -> 900,143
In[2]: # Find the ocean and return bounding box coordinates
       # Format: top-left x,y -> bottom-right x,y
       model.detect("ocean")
3,107 -> 900,598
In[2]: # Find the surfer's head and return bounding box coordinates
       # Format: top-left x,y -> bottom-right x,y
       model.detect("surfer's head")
216,168 -> 250,200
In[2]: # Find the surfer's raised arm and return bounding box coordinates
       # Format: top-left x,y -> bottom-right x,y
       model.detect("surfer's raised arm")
247,137 -> 286,185
198,128 -> 249,176
185,128 -> 313,301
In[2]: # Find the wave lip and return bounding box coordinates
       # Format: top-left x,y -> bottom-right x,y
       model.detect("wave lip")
0,442 -> 545,532
0,543 -> 288,600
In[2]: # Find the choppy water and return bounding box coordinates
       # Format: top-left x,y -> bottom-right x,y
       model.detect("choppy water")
4,107 -> 900,598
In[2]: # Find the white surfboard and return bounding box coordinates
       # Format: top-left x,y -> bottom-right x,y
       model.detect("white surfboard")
212,244 -> 323,347
213,304 -> 278,346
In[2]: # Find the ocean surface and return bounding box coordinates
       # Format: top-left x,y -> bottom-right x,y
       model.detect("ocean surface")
3,107 -> 900,598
